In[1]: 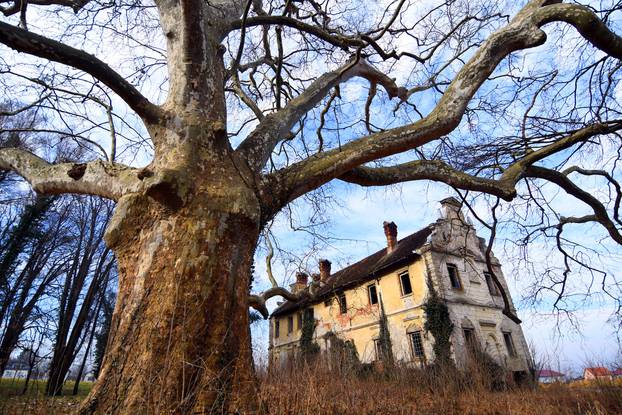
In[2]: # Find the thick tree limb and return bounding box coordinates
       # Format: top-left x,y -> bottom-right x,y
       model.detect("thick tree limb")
0,21 -> 162,123
0,0 -> 89,15
534,3 -> 622,59
338,122 -> 622,207
0,148 -> 141,200
248,287 -> 301,319
237,57 -> 406,171
340,160 -> 517,201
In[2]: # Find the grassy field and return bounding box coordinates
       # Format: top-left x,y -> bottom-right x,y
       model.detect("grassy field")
0,369 -> 621,414
0,378 -> 91,415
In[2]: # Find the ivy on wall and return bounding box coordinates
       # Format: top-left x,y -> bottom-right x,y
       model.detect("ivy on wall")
423,275 -> 454,366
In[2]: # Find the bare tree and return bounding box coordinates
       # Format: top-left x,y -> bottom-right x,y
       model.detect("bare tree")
0,0 -> 621,413
46,196 -> 114,396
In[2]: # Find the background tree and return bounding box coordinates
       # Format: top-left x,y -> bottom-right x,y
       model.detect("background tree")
46,196 -> 114,396
0,0 -> 621,413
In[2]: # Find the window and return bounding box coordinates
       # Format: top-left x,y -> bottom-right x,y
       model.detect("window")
503,332 -> 516,357
484,272 -> 501,296
368,284 -> 378,305
287,316 -> 293,334
338,292 -> 347,314
297,312 -> 303,330
399,271 -> 413,295
447,263 -> 462,289
410,331 -> 425,359
274,320 -> 280,338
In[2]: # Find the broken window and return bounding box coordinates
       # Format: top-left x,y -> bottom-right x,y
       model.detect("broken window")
447,263 -> 462,289
503,332 -> 516,357
399,271 -> 413,295
368,284 -> 378,305
338,292 -> 347,314
409,331 -> 425,359
287,316 -> 293,334
297,312 -> 303,330
274,320 -> 280,338
484,271 -> 501,296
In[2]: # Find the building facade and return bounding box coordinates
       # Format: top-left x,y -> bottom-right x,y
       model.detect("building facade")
269,198 -> 532,378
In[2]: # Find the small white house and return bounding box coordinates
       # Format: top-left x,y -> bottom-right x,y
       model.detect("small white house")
3,361 -> 29,379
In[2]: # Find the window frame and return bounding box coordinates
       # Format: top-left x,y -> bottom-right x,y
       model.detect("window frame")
367,284 -> 379,305
399,271 -> 413,296
409,331 -> 425,360
446,263 -> 462,290
274,319 -> 280,338
484,271 -> 501,296
338,292 -> 347,314
503,331 -> 517,357
297,312 -> 303,330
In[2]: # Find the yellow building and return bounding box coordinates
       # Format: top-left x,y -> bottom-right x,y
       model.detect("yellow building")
269,198 -> 531,378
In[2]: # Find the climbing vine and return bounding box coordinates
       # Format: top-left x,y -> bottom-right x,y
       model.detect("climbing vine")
423,275 -> 454,366
377,295 -> 394,365
299,308 -> 320,357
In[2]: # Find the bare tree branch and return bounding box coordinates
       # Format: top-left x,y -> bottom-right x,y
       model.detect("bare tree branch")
525,165 -> 622,245
264,1 -> 554,203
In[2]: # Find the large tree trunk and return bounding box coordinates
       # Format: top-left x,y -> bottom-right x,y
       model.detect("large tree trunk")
79,182 -> 262,414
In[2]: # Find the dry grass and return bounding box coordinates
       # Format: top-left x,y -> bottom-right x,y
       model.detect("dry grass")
258,360 -> 622,415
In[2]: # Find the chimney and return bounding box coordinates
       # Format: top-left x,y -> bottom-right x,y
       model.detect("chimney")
383,221 -> 398,253
440,197 -> 465,221
296,272 -> 308,286
319,259 -> 331,282
292,272 -> 309,294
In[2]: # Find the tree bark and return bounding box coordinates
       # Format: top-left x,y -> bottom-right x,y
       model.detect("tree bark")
79,186 -> 262,414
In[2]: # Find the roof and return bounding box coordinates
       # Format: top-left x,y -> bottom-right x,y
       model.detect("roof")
585,367 -> 611,377
537,369 -> 565,378
612,368 -> 622,376
271,225 -> 434,318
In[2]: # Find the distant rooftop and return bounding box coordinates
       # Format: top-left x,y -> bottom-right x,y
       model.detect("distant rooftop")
584,367 -> 612,377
